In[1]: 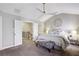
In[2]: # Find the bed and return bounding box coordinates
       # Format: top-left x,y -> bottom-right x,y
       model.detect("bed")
34,31 -> 70,52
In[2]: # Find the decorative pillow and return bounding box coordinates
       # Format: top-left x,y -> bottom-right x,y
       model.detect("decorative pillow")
60,31 -> 70,43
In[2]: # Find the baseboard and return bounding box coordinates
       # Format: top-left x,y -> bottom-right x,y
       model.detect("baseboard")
0,44 -> 22,51
0,45 -> 15,51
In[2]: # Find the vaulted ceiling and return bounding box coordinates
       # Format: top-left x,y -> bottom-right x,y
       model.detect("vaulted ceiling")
0,3 -> 79,22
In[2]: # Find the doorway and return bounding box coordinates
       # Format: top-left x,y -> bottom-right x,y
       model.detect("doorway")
14,20 -> 38,46
22,22 -> 33,42
14,20 -> 33,46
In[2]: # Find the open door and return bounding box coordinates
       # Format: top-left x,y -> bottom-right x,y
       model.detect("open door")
15,20 -> 22,46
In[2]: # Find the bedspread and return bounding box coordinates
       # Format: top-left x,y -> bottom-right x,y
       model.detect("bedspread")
35,34 -> 68,50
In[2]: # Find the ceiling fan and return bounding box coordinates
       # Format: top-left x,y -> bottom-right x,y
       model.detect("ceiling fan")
36,3 -> 58,15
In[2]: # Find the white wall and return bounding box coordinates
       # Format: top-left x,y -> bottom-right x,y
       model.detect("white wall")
2,14 -> 14,49
0,16 -> 2,50
59,14 -> 77,30
0,11 -> 35,50
45,14 -> 78,32
38,22 -> 45,34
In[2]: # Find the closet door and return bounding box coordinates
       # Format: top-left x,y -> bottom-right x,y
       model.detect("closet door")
0,16 -> 2,50
15,20 -> 22,46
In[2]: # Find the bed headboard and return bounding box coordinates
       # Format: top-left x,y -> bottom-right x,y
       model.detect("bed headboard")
48,29 -> 62,36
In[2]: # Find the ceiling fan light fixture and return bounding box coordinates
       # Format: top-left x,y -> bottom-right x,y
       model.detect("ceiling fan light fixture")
36,3 -> 58,15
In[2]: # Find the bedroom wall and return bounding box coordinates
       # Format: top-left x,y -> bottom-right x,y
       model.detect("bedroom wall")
42,13 -> 79,41
38,22 -> 45,34
0,10 -> 35,50
44,13 -> 79,33
0,16 -> 2,50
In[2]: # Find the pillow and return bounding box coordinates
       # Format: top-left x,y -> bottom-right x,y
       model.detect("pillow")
60,31 -> 70,44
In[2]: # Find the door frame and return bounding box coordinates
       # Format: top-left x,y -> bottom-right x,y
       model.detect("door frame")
22,21 -> 33,41
14,19 -> 23,46
14,20 -> 38,45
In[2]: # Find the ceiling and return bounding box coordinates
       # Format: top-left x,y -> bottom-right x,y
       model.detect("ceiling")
0,3 -> 79,22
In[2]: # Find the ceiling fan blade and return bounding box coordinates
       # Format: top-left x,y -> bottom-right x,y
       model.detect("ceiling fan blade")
36,8 -> 43,13
47,11 -> 58,15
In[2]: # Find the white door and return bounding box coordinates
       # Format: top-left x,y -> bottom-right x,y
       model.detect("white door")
15,20 -> 22,46
0,16 -> 2,50
33,23 -> 38,41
